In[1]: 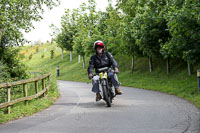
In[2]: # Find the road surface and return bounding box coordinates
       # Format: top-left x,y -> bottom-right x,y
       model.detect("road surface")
0,80 -> 200,133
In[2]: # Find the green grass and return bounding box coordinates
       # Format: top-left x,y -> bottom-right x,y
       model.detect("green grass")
118,56 -> 200,109
0,95 -> 57,123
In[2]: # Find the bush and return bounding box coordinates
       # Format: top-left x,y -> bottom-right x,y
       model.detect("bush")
0,61 -> 10,83
36,47 -> 39,53
41,54 -> 44,59
50,50 -> 54,59
29,54 -> 32,60
0,47 -> 28,81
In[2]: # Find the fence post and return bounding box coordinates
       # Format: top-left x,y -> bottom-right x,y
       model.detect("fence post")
42,79 -> 46,97
47,76 -> 50,93
35,81 -> 38,94
48,75 -> 50,84
7,86 -> 11,114
23,83 -> 28,105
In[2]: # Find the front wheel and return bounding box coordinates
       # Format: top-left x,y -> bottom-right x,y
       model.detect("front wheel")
102,81 -> 111,107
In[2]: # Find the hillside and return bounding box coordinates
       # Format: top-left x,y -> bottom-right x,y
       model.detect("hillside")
22,42 -> 200,109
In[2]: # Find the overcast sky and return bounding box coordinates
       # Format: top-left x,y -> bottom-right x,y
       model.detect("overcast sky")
24,0 -> 114,44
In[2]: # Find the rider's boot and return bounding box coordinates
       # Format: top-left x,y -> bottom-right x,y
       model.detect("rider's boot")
96,92 -> 102,101
115,87 -> 123,95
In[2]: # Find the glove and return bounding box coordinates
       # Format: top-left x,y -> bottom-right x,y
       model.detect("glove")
114,68 -> 119,73
88,74 -> 93,79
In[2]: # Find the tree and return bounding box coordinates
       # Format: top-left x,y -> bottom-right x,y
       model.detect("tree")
0,0 -> 59,80
103,3 -> 123,55
132,0 -> 169,72
120,16 -> 142,73
0,0 -> 59,46
163,0 -> 200,75
73,3 -> 89,69
83,0 -> 102,55
73,0 -> 99,68
56,9 -> 78,61
49,24 -> 64,59
117,0 -> 143,72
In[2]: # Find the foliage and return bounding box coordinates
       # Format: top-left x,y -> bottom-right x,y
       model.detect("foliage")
0,47 -> 28,81
130,0 -> 169,58
53,0 -> 200,75
29,54 -> 33,60
54,8 -> 77,52
101,4 -> 123,55
36,47 -> 39,53
0,61 -> 10,83
73,1 -> 97,56
0,0 -> 59,46
163,1 -> 200,64
0,0 -> 59,82
50,49 -> 54,59
41,54 -> 44,59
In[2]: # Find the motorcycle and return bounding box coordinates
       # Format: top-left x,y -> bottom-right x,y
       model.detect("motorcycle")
94,67 -> 117,107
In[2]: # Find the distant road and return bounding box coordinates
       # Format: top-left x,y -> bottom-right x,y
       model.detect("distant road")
0,80 -> 200,133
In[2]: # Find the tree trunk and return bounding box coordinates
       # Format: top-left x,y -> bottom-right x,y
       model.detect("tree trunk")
70,51 -> 72,61
78,55 -> 80,63
82,55 -> 85,69
187,62 -> 193,76
149,56 -> 153,72
61,48 -> 64,59
166,57 -> 170,75
131,55 -> 134,73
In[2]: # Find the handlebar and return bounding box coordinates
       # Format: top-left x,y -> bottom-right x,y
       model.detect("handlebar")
96,67 -> 109,73
89,67 -> 119,79
92,67 -> 118,78
97,67 -> 119,73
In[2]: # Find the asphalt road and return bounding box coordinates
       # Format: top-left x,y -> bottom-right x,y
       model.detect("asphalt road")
0,80 -> 200,133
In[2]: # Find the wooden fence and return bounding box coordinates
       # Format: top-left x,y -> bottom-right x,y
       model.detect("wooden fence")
0,73 -> 51,114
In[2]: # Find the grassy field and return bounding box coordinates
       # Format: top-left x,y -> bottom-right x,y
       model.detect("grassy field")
1,42 -> 200,124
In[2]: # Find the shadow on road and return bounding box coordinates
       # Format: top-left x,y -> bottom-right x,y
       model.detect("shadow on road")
54,100 -> 128,109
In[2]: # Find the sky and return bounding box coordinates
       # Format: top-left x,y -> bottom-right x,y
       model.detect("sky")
23,0 -> 115,44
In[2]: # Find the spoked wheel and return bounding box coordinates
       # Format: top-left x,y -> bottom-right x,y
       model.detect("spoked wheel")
109,90 -> 114,103
102,85 -> 111,107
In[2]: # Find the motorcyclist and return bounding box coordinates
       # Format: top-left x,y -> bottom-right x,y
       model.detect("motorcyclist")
88,40 -> 123,101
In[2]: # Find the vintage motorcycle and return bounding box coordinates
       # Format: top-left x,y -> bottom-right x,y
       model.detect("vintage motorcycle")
94,67 -> 118,107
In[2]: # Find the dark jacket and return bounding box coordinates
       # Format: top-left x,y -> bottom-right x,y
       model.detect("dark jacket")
88,51 -> 118,74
